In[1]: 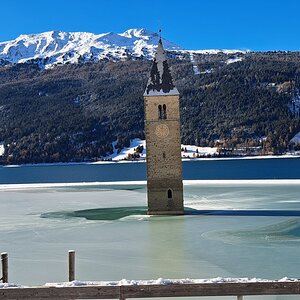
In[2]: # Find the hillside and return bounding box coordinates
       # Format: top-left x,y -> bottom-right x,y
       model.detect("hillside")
0,31 -> 300,164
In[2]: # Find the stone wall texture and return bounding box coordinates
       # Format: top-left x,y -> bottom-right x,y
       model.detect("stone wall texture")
144,95 -> 184,215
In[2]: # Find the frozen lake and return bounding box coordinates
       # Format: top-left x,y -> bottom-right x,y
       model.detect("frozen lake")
1,181 -> 300,300
1,159 -> 300,299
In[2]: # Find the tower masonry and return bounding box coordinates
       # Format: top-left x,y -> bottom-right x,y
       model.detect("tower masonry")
144,38 -> 184,215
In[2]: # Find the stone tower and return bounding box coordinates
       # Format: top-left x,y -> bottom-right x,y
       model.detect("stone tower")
144,38 -> 184,215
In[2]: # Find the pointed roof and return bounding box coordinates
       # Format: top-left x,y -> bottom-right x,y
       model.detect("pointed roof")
144,38 -> 179,97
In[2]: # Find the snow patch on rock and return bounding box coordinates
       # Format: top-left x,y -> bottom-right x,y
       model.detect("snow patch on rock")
0,143 -> 4,156
290,132 -> 300,145
189,53 -> 200,75
225,57 -> 244,64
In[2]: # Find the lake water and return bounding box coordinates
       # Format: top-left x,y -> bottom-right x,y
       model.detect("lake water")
1,157 -> 300,184
1,158 -> 300,300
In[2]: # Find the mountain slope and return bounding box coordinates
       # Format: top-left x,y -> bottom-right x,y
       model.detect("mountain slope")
1,50 -> 300,164
0,28 -> 247,69
0,29 -> 182,68
0,29 -> 299,164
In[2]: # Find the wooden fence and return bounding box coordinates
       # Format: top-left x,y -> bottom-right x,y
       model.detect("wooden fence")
1,281 -> 300,299
2,251 -> 300,299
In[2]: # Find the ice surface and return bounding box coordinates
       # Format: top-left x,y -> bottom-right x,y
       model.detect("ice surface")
1,181 -> 300,300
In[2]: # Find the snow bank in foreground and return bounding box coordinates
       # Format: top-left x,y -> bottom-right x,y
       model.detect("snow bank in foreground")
45,277 -> 300,287
0,283 -> 22,288
1,277 -> 300,289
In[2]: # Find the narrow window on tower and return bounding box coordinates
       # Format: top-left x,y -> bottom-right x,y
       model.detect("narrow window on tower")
163,104 -> 167,119
168,189 -> 173,199
158,105 -> 162,119
163,152 -> 166,159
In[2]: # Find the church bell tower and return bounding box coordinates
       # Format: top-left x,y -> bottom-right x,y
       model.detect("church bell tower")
144,38 -> 184,215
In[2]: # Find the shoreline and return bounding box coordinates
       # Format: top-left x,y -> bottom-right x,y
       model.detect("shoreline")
2,179 -> 300,190
2,153 -> 300,168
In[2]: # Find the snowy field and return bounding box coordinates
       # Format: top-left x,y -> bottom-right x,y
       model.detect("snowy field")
107,138 -> 217,161
2,138 -> 300,167
103,138 -> 300,163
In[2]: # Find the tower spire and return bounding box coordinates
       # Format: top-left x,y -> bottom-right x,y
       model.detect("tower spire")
143,30 -> 184,215
144,35 -> 179,96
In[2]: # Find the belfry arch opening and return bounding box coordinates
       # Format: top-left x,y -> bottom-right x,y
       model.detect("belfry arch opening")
158,104 -> 167,120
162,104 -> 167,119
158,105 -> 163,119
167,189 -> 173,199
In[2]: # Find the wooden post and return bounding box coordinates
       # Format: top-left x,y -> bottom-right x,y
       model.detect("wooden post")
68,250 -> 75,282
237,296 -> 243,300
1,252 -> 8,283
119,285 -> 125,300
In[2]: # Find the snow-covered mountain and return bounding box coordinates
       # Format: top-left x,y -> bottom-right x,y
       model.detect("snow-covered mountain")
0,28 -> 246,69
0,29 -> 182,68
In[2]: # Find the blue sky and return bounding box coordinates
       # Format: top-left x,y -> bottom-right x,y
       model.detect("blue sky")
0,0 -> 299,51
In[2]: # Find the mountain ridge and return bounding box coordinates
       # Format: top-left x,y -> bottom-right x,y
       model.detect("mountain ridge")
0,28 -> 246,68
